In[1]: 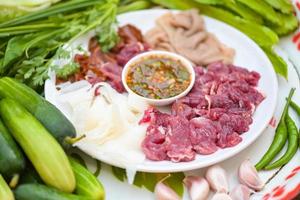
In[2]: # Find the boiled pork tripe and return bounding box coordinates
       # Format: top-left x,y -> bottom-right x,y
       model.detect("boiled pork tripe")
145,9 -> 235,65
45,80 -> 149,182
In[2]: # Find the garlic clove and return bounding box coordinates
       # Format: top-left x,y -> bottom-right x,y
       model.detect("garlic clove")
205,165 -> 229,193
238,159 -> 264,191
230,184 -> 251,200
211,193 -> 233,200
154,182 -> 181,200
183,176 -> 209,200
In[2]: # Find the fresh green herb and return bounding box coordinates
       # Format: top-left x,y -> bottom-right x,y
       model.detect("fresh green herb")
97,22 -> 119,53
0,0 -> 119,89
55,62 -> 79,80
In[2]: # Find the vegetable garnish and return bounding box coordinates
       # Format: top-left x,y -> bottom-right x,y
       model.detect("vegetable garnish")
0,0 -> 119,89
264,113 -> 299,170
255,88 -> 295,171
126,56 -> 191,99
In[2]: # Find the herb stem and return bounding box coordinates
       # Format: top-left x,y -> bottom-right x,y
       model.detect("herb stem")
0,24 -> 63,33
68,6 -> 115,45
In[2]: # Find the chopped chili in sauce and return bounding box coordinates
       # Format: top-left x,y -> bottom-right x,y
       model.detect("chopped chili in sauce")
126,56 -> 191,99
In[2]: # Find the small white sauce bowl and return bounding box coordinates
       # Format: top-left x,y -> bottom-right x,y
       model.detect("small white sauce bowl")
122,50 -> 195,106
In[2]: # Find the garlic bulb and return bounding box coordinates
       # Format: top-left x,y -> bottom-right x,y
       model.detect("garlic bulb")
238,160 -> 264,191
211,193 -> 233,200
230,184 -> 251,200
183,176 -> 209,200
205,165 -> 229,193
154,182 -> 181,200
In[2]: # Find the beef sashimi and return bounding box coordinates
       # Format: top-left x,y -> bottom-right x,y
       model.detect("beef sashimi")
62,25 -> 150,93
141,62 -> 264,162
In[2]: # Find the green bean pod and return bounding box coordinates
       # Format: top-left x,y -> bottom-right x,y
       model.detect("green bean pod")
255,88 -> 295,170
264,114 -> 299,170
0,175 -> 14,200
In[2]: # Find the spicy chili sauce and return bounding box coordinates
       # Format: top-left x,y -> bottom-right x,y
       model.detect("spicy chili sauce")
126,56 -> 191,99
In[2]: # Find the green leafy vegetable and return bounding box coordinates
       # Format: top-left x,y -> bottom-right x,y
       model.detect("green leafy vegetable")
264,0 -> 293,14
262,47 -> 288,78
235,0 -> 282,26
269,13 -> 298,36
2,35 -> 34,71
0,0 -> 119,89
194,0 -> 263,24
111,166 -> 185,197
222,2 -> 264,24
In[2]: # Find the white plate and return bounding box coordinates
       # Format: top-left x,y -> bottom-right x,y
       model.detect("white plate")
46,9 -> 278,172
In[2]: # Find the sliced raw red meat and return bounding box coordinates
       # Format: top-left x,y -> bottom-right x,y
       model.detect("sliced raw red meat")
165,116 -> 195,162
142,131 -> 167,161
190,118 -> 218,154
171,101 -> 195,120
141,62 -> 264,162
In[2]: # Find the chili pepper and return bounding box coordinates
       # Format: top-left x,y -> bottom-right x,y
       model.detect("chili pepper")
264,113 -> 299,170
290,100 -> 300,116
255,88 -> 295,171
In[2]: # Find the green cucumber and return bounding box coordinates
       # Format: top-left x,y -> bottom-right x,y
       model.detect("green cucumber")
69,157 -> 105,200
0,77 -> 76,149
0,98 -> 75,193
14,184 -> 91,200
0,118 -> 25,179
0,175 -> 14,200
